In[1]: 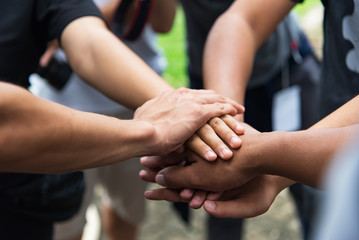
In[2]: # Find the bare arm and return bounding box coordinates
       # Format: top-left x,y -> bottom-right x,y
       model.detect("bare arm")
203,0 -> 295,113
266,95 -> 359,187
0,83 -> 241,173
61,16 -> 172,110
0,82 -> 154,173
60,15 -> 247,161
142,96 -> 359,218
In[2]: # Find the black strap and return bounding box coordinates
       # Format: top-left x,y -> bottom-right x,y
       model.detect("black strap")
113,0 -> 155,41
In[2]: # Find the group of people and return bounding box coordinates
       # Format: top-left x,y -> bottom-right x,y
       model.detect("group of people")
141,0 -> 359,239
0,0 -> 358,240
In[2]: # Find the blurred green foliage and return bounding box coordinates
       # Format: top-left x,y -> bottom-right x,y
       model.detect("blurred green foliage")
294,0 -> 322,17
157,7 -> 188,88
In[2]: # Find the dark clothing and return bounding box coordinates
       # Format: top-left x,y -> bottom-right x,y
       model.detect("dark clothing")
0,0 -> 102,88
0,210 -> 53,239
0,172 -> 84,239
0,0 -> 103,239
314,0 -> 359,117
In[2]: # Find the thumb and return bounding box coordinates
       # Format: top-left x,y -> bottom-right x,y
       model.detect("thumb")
155,165 -> 196,189
204,200 -> 244,218
204,198 -> 264,219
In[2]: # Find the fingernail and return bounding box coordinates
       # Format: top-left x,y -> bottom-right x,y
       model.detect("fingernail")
221,147 -> 232,158
230,136 -> 241,147
140,157 -> 149,164
144,190 -> 153,198
236,124 -> 244,134
194,195 -> 202,201
155,174 -> 165,186
205,150 -> 217,160
206,201 -> 216,210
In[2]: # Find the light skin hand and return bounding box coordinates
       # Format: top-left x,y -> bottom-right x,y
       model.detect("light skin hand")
187,115 -> 245,161
134,88 -> 245,156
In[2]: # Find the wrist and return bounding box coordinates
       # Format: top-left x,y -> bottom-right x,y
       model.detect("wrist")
129,120 -> 157,157
249,131 -> 285,176
259,131 -> 294,177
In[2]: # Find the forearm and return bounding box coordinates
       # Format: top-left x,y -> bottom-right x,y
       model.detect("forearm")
61,16 -> 172,110
251,96 -> 359,189
203,0 -> 295,107
0,83 -> 155,173
254,126 -> 359,188
203,12 -> 255,106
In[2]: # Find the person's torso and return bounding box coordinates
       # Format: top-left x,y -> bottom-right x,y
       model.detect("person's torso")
179,0 -> 295,89
0,0 -> 47,87
0,0 -> 102,211
319,0 -> 359,116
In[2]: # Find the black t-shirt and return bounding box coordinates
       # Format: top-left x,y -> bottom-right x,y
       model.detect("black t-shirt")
302,0 -> 359,117
0,0 -> 103,88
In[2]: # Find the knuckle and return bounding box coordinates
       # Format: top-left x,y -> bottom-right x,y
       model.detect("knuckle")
177,87 -> 189,94
215,102 -> 225,110
208,117 -> 222,128
221,114 -> 232,121
185,135 -> 198,147
197,124 -> 212,136
192,104 -> 203,116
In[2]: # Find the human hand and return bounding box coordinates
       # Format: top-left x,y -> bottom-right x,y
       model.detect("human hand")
140,123 -> 261,191
186,115 -> 245,161
139,115 -> 245,170
134,88 -> 245,156
144,175 -> 294,219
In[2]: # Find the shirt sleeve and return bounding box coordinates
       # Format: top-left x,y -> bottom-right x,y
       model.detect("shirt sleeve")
36,0 -> 105,41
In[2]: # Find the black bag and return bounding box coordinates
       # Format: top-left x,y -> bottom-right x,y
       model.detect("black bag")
36,57 -> 73,90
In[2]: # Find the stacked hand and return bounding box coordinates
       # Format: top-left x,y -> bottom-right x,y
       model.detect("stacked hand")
134,88 -> 245,157
139,123 -> 294,218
